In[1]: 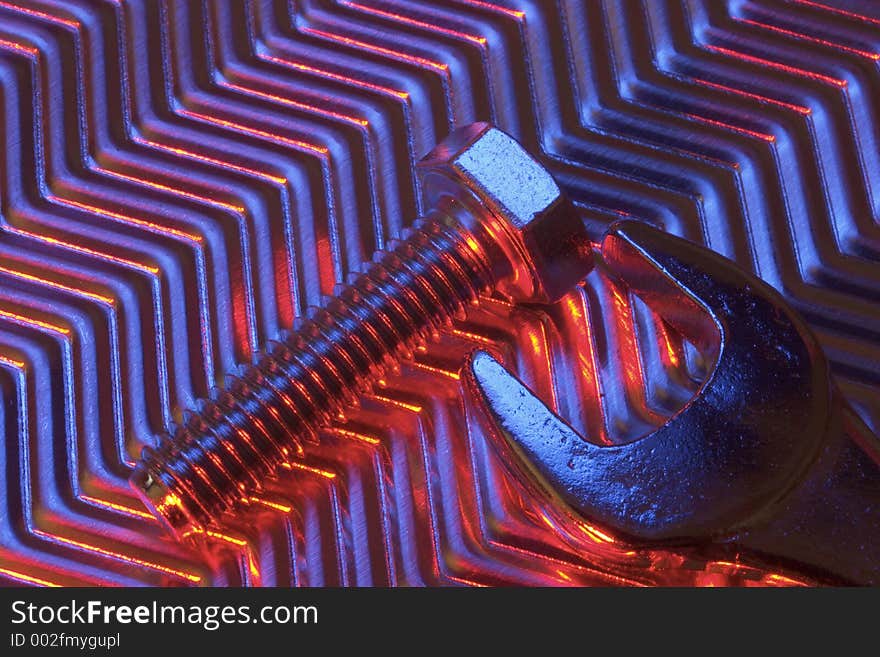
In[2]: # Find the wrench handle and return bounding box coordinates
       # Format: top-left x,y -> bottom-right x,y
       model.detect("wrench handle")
739,395 -> 880,585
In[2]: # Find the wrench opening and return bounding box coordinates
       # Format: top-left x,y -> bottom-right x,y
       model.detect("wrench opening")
463,220 -> 832,543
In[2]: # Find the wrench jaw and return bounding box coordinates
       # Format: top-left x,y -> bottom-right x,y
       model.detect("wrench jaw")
600,223 -> 722,358
461,350 -> 604,543
596,221 -> 835,536
462,220 -> 860,577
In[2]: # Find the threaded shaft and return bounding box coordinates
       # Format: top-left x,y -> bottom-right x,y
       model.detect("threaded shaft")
131,205 -> 497,539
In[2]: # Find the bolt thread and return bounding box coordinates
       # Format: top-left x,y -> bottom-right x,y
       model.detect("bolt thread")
132,205 -> 496,537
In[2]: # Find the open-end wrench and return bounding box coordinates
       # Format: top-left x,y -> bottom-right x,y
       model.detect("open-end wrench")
463,220 -> 880,585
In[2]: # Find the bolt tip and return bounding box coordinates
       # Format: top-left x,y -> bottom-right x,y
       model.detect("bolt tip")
130,463 -> 205,542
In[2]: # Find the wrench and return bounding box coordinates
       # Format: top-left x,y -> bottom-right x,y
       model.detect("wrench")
463,220 -> 880,585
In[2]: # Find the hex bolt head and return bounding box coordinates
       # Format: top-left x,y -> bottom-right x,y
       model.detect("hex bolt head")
418,123 -> 594,303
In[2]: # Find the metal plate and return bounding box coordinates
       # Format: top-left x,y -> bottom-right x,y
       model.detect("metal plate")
0,0 -> 878,586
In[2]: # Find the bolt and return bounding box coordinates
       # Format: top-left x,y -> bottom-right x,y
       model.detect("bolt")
130,123 -> 593,541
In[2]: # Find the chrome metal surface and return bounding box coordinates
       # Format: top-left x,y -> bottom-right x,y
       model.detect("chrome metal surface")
0,0 -> 878,586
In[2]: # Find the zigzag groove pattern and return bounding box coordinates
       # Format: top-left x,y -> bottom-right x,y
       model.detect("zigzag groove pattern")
0,0 -> 877,586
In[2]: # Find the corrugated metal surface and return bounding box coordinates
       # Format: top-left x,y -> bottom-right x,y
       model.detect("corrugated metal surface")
0,0 -> 877,586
